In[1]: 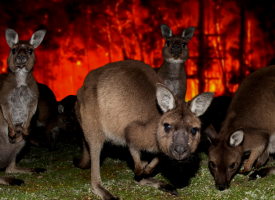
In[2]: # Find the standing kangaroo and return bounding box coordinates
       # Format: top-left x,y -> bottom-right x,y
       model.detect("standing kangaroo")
206,65 -> 275,190
156,24 -> 195,104
74,60 -> 214,200
0,28 -> 46,186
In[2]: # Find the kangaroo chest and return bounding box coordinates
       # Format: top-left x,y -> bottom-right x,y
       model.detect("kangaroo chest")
164,79 -> 181,96
9,85 -> 34,125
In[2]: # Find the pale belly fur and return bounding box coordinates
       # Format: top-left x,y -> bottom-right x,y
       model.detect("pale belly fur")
9,85 -> 33,125
268,133 -> 275,154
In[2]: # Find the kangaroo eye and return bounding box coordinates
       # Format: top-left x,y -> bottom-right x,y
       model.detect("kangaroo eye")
191,128 -> 198,135
12,48 -> 16,54
166,41 -> 171,47
209,161 -> 217,169
62,119 -> 66,122
229,162 -> 236,169
28,49 -> 33,55
182,42 -> 187,48
164,123 -> 170,132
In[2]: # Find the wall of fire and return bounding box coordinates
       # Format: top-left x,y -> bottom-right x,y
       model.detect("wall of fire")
0,0 -> 274,101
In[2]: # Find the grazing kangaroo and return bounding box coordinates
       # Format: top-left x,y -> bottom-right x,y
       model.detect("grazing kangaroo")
74,60 -> 214,200
156,24 -> 195,104
0,28 -> 46,185
206,65 -> 275,190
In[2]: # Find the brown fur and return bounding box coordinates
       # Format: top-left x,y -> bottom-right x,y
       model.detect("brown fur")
0,29 -> 46,186
33,83 -> 59,150
75,60 -> 213,199
156,25 -> 195,104
206,65 -> 275,190
57,95 -> 79,133
33,85 -> 78,150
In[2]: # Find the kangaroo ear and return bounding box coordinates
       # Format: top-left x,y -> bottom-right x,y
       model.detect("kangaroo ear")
205,124 -> 218,145
58,104 -> 64,114
5,28 -> 19,48
29,30 -> 46,48
229,130 -> 244,147
188,92 -> 214,117
156,83 -> 176,113
181,27 -> 196,42
160,24 -> 173,40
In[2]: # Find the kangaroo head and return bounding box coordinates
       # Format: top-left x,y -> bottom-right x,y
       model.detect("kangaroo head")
9,123 -> 24,143
5,28 -> 46,73
156,83 -> 214,160
57,104 -> 76,132
206,125 -> 244,191
160,24 -> 195,64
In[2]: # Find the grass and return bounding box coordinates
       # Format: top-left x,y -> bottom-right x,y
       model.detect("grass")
0,138 -> 275,200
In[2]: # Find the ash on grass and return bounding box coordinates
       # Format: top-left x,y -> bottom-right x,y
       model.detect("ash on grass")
0,141 -> 275,200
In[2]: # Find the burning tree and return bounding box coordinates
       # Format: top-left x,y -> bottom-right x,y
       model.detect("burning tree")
0,0 -> 274,101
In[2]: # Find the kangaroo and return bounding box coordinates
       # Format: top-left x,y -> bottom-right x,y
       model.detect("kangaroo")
57,95 -> 82,145
74,60 -> 214,200
156,24 -> 195,104
0,28 -> 46,186
33,82 -> 60,150
33,84 -> 78,150
57,95 -> 77,133
206,65 -> 275,191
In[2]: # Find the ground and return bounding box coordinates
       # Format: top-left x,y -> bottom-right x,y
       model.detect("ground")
0,139 -> 274,200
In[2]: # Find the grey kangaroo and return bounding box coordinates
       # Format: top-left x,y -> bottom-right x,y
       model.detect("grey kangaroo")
156,24 -> 195,104
74,60 -> 213,200
0,28 -> 46,186
206,65 -> 275,190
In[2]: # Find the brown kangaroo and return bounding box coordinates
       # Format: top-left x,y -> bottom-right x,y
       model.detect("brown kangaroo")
156,24 -> 195,104
206,65 -> 275,190
57,95 -> 77,133
33,85 -> 78,150
57,95 -> 82,144
0,28 -> 46,186
33,82 -> 59,150
74,60 -> 214,200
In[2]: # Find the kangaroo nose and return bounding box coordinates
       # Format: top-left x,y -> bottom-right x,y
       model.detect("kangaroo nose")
174,145 -> 186,155
216,184 -> 228,191
171,44 -> 182,54
16,54 -> 27,65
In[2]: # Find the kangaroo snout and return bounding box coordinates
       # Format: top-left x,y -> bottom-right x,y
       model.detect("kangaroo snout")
171,43 -> 182,55
173,145 -> 186,155
216,184 -> 229,191
16,53 -> 28,66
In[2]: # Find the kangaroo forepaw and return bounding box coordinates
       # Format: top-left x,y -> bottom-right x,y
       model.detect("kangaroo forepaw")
239,168 -> 250,175
10,178 -> 25,186
33,168 -> 47,174
22,127 -> 31,138
8,126 -> 16,138
249,169 -> 268,181
109,197 -> 120,200
159,183 -> 178,196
